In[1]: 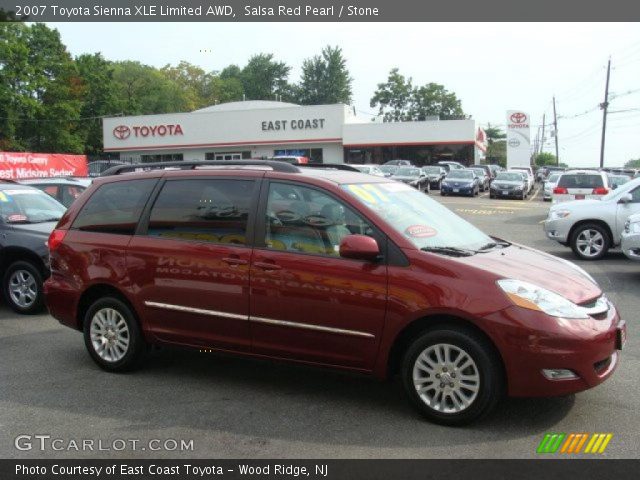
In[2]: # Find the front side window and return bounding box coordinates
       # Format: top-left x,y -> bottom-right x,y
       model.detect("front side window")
72,179 -> 156,235
264,182 -> 374,256
147,179 -> 254,245
343,182 -> 493,251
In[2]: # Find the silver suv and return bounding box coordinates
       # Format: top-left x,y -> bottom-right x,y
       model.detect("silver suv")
543,177 -> 640,259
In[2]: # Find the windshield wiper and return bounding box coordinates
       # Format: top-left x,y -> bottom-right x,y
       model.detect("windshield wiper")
421,246 -> 478,257
480,238 -> 512,250
32,217 -> 62,223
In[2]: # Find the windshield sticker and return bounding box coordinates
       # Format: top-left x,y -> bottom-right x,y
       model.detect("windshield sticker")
3,189 -> 42,195
0,192 -> 7,202
405,225 -> 438,238
7,214 -> 28,223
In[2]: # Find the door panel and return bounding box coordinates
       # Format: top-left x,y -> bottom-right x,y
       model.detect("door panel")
249,181 -> 388,370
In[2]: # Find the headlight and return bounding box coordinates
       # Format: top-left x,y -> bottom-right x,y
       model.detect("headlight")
514,186 -> 522,191
497,279 -> 589,319
628,221 -> 640,234
549,209 -> 571,220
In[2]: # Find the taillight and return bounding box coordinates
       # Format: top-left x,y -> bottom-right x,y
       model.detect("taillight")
592,187 -> 609,195
47,229 -> 67,252
553,187 -> 568,194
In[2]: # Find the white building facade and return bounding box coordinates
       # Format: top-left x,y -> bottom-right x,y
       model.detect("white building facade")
103,101 -> 486,165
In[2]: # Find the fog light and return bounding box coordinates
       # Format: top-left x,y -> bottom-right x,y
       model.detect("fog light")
542,369 -> 578,380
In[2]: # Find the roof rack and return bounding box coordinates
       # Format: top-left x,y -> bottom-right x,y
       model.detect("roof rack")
300,163 -> 361,172
100,160 -> 300,176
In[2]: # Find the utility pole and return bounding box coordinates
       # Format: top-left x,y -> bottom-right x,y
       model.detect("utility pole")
553,96 -> 559,165
540,114 -> 546,156
599,57 -> 611,168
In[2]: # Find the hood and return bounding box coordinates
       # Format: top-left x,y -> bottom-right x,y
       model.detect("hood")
444,178 -> 473,184
493,180 -> 523,186
9,221 -> 57,236
458,244 -> 601,304
393,176 -> 419,182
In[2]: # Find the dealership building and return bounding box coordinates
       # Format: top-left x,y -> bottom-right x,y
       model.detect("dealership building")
103,101 -> 486,165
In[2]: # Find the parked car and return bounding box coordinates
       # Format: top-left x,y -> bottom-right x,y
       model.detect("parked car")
392,167 -> 430,193
44,160 -> 624,425
19,177 -> 91,208
472,164 -> 495,182
384,160 -> 413,166
507,171 -> 531,195
608,174 -> 631,190
552,170 -> 610,204
379,165 -> 399,178
469,167 -> 490,192
489,172 -> 528,200
1,181 -> 67,314
440,169 -> 480,197
508,167 -> 535,192
544,177 -> 640,259
351,164 -> 386,177
487,164 -> 504,177
543,173 -> 561,201
421,166 -> 447,190
437,161 -> 465,171
621,213 -> 640,261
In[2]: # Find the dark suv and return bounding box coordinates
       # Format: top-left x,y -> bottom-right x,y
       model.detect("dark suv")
45,161 -> 624,425
1,181 -> 67,313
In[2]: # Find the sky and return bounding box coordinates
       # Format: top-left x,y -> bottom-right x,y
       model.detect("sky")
49,22 -> 640,167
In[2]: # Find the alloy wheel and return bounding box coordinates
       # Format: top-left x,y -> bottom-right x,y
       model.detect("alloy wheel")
8,269 -> 37,309
576,229 -> 605,258
89,308 -> 130,362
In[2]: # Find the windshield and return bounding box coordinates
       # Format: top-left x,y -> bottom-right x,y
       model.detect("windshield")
342,182 -> 492,251
396,167 -> 420,177
470,169 -> 485,177
511,168 -> 530,174
547,174 -> 560,183
446,170 -> 474,179
379,165 -> 397,174
495,173 -> 523,181
0,189 -> 66,223
423,167 -> 441,174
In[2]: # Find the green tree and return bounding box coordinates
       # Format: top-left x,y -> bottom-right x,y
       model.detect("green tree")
369,68 -> 414,121
240,53 -> 292,101
624,158 -> 640,169
486,140 -> 506,167
534,152 -> 558,167
75,53 -> 119,156
161,61 -> 209,110
370,68 -> 465,122
484,125 -> 506,142
298,45 -> 352,105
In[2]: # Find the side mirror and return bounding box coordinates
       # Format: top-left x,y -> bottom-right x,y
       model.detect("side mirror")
339,234 -> 380,261
619,193 -> 633,204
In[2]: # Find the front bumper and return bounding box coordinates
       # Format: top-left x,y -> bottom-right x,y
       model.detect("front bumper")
543,217 -> 572,243
483,304 -> 624,397
491,188 -> 524,198
441,184 -> 474,195
621,230 -> 640,261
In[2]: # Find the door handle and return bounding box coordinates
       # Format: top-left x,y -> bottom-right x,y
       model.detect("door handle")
254,261 -> 282,271
222,256 -> 248,266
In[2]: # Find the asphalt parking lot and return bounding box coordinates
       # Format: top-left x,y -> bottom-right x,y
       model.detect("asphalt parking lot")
1,184 -> 638,459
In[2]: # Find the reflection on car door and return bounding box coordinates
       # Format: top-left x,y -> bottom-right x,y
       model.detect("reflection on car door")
616,186 -> 640,240
249,180 -> 388,370
126,177 -> 259,352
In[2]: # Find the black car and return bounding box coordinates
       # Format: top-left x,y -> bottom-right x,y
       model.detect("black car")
469,167 -> 491,192
378,165 -> 399,178
19,177 -> 91,207
421,166 -> 447,189
0,182 -> 67,313
489,172 -> 528,200
472,164 -> 495,182
383,159 -> 413,166
440,169 -> 480,197
391,167 -> 430,193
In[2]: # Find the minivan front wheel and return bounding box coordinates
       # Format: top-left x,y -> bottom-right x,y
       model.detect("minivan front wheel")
3,260 -> 44,314
401,328 -> 503,425
83,297 -> 144,372
570,223 -> 610,260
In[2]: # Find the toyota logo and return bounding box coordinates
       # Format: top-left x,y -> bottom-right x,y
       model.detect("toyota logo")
508,138 -> 521,148
510,112 -> 527,124
113,125 -> 131,140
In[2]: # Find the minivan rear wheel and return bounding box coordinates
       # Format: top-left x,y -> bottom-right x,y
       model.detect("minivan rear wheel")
570,223 -> 610,260
83,297 -> 144,372
3,260 -> 44,314
401,328 -> 503,425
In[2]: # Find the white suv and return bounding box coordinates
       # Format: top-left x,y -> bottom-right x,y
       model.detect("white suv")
552,170 -> 610,204
543,177 -> 640,259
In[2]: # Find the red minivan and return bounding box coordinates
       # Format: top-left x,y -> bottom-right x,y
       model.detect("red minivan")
44,161 -> 625,425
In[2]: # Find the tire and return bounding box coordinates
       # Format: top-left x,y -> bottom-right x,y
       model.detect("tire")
401,327 -> 503,426
570,223 -> 611,260
83,297 -> 145,372
489,193 -> 495,199
3,260 -> 44,314
440,191 -> 446,196
520,191 -> 526,200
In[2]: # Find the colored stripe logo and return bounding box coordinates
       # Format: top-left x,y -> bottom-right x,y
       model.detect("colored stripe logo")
537,433 -> 613,454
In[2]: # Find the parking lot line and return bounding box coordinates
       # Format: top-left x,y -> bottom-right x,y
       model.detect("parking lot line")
528,186 -> 541,202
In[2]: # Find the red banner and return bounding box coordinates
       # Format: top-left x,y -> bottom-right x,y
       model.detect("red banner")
0,152 -> 88,180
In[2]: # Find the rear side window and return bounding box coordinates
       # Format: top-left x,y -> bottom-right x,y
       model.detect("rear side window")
558,174 -> 604,189
146,179 -> 255,245
72,179 -> 156,235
